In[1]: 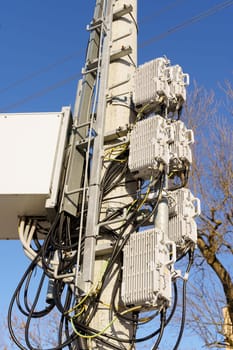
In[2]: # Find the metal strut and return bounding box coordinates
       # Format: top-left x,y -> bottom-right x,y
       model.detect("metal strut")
76,0 -> 114,293
60,0 -> 105,216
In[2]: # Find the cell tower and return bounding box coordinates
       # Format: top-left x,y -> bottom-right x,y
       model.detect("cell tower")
1,1 -> 200,349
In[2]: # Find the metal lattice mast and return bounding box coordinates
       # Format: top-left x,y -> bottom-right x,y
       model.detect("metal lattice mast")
81,1 -> 138,348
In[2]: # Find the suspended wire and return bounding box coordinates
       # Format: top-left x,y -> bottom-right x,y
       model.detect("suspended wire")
0,1 -> 184,98
0,73 -> 80,112
1,1 -> 232,111
139,0 -> 186,24
0,51 -> 82,95
140,0 -> 233,48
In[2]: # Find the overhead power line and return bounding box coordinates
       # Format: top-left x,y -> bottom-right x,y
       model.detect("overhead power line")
0,51 -> 82,95
0,1 -> 185,97
139,0 -> 186,23
140,0 -> 233,48
0,73 -> 80,112
1,1 -> 232,111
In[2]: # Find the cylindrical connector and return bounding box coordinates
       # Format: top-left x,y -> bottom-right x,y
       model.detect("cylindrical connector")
154,197 -> 169,240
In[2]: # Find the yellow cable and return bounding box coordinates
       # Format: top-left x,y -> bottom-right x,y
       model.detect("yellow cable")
136,103 -> 150,122
70,305 -> 142,339
107,158 -> 127,163
136,176 -> 153,211
65,260 -> 109,316
104,143 -> 129,161
65,291 -> 92,315
99,300 -> 111,309
73,305 -> 86,318
127,199 -> 138,213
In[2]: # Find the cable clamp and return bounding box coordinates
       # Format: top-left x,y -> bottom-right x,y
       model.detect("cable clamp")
172,270 -> 189,281
171,269 -> 182,281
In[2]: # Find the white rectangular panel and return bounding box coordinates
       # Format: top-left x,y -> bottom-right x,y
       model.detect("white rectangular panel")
167,64 -> 189,103
168,188 -> 200,245
128,115 -> 169,178
122,229 -> 172,310
0,107 -> 72,239
134,57 -> 170,109
169,120 -> 194,168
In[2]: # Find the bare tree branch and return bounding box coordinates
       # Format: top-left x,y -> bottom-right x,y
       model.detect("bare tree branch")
184,81 -> 233,347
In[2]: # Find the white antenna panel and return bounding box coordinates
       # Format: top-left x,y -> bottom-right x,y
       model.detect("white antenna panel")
122,229 -> 173,310
167,64 -> 189,103
134,57 -> 170,109
169,120 -> 194,168
128,115 -> 169,178
168,188 -> 201,245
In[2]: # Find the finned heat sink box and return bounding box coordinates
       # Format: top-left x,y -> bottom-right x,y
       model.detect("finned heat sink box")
122,229 -> 172,310
168,120 -> 194,167
133,57 -> 189,113
128,115 -> 169,178
0,107 -> 72,239
168,188 -> 201,245
133,57 -> 170,110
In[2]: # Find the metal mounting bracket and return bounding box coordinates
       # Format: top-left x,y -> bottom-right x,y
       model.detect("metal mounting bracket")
113,4 -> 133,20
83,46 -> 133,75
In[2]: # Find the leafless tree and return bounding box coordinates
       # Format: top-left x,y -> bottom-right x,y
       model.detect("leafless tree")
183,81 -> 233,348
1,310 -> 65,349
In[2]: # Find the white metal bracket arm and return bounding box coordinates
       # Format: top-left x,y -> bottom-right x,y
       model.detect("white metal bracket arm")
113,4 -> 133,20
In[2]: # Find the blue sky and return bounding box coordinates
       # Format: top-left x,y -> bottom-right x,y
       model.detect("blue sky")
0,1 -> 232,349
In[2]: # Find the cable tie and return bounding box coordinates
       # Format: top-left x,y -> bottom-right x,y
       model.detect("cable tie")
183,272 -> 189,281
